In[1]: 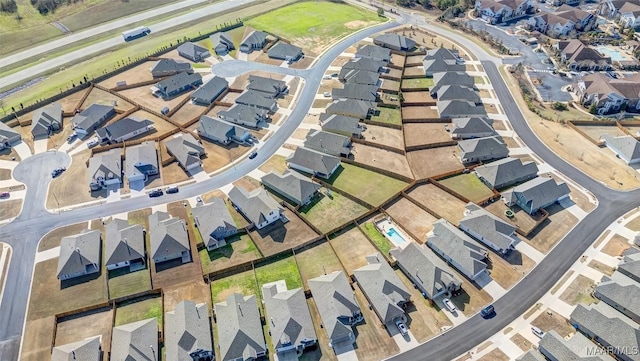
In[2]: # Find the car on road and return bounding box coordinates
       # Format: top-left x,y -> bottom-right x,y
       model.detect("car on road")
248,151 -> 258,159
443,298 -> 456,313
51,167 -> 66,178
531,326 -> 545,338
148,189 -> 163,198
0,192 -> 9,198
395,319 -> 408,336
165,186 -> 179,194
481,305 -> 495,318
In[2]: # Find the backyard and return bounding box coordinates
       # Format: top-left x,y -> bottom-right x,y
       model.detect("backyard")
114,295 -> 163,327
329,227 -> 379,275
401,78 -> 434,89
107,267 -> 152,300
294,241 -> 345,290
384,196 -> 438,241
360,221 -> 393,255
199,234 -> 262,274
210,269 -> 259,305
438,173 -> 495,203
369,107 -> 402,126
406,183 -> 468,226
298,190 -> 369,234
327,163 -> 408,207
249,209 -> 319,257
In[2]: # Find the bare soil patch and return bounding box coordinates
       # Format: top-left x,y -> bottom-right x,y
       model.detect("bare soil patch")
402,106 -> 439,120
0,199 -> 22,221
559,275 -> 598,306
602,234 -> 631,257
384,197 -> 437,241
55,307 -> 113,352
249,210 -> 319,257
406,147 -> 463,180
170,102 -> 206,126
83,88 -> 135,112
353,144 -> 413,179
59,88 -> 90,113
477,349 -> 509,361
98,61 -> 155,89
531,308 -> 574,337
403,66 -> 426,77
588,259 -> 615,276
406,183 -> 467,225
402,91 -> 435,104
510,333 -> 534,352
329,227 -> 378,275
404,123 -> 451,148
362,124 -> 404,150
525,204 -> 578,254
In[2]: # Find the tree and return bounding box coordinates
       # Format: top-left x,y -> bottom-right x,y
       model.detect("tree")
377,6 -> 384,16
0,0 -> 17,13
0,99 -> 5,115
552,102 -> 567,111
589,102 -> 598,114
627,27 -> 635,41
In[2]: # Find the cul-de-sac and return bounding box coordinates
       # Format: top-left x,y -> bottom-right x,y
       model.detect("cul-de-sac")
3,0 -> 640,360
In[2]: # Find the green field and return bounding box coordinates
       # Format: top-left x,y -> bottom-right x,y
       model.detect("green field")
370,107 -> 402,126
299,189 -> 369,233
294,242 -> 345,289
361,222 -> 393,255
108,268 -> 152,300
211,269 -> 258,304
114,296 -> 163,327
438,173 -> 494,203
199,234 -> 262,274
328,163 -> 408,207
401,78 -> 435,89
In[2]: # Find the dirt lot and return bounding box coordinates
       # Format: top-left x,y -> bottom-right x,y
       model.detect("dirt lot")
59,87 -> 90,113
602,233 -> 631,257
402,91 -> 435,105
477,349 -> 509,361
200,139 -> 251,174
0,199 -> 22,221
510,333 -> 534,352
531,308 -> 575,337
559,275 -> 598,306
98,61 -> 155,89
402,106 -> 439,120
485,202 -> 542,237
199,234 -> 262,274
20,316 -> 55,361
362,124 -> 404,150
402,66 -> 426,77
588,259 -> 615,276
170,102 -> 207,126
119,86 -> 191,114
249,209 -> 319,257
352,286 -> 400,361
46,150 -> 109,209
450,279 -> 494,317
406,183 -> 467,225
384,197 -> 438,241
406,146 -> 463,180
525,204 -> 578,254
353,144 -> 413,179
38,221 -> 90,252
438,173 -> 494,203
258,154 -> 288,174
294,241 -> 345,290
487,251 -> 536,290
403,123 -> 451,148
575,124 -> 625,143
163,280 -> 211,312
82,88 -> 135,112
55,307 -> 113,352
329,226 -> 378,275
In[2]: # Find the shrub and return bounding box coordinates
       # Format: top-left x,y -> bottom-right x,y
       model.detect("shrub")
552,102 -> 567,111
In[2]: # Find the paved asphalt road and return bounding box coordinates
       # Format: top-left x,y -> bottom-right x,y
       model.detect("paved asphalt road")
0,0 -> 257,90
0,20 -> 399,361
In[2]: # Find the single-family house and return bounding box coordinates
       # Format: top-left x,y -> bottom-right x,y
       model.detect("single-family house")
515,350 -> 547,361
538,330 -> 615,361
332,84 -> 379,102
57,229 -> 102,281
96,116 -> 153,143
215,293 -> 266,360
262,281 -> 317,358
267,42 -> 303,62
210,32 -> 235,55
235,90 -> 278,112
373,33 -> 416,51
338,69 -> 381,86
459,203 -> 517,255
71,103 -> 116,138
197,115 -> 251,145
423,57 -> 465,77
104,219 -> 145,271
620,2 -> 640,28
502,177 -> 571,214
0,122 -> 21,150
474,157 -> 539,189
595,273 -> 640,324
355,44 -> 391,63
430,72 -> 475,95
319,113 -> 365,138
554,39 -> 611,71
308,271 -> 363,350
286,147 -> 341,179
31,102 -> 62,138
354,253 -> 411,326
618,250 -> 640,283
437,100 -> 487,119
449,117 -> 496,140
190,76 -> 228,105
125,141 -> 159,184
88,149 -> 122,191
426,219 -> 489,281
436,85 -> 481,104
247,75 -> 288,98
390,242 -> 462,300
165,133 -> 205,171
577,73 -> 640,114
325,99 -> 375,119
228,185 -> 282,229
155,72 -> 203,98
342,57 -> 386,73
601,133 -> 640,164
303,130 -> 352,157
217,104 -> 269,128
165,300 -> 213,361
191,197 -> 238,250
261,170 -> 321,206
110,318 -> 158,361
150,58 -> 193,77
51,336 -> 101,361
177,42 -> 210,62
149,211 -> 191,265
240,30 -> 268,53
458,136 -> 509,164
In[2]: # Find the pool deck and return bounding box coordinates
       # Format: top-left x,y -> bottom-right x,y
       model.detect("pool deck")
375,218 -> 416,249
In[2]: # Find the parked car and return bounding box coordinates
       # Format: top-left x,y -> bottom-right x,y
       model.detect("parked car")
443,298 -> 456,313
196,196 -> 203,203
87,138 -> 99,148
148,189 -> 163,198
165,186 -> 179,194
531,326 -> 545,338
323,74 -> 332,80
67,132 -> 77,142
51,167 -> 66,178
323,92 -> 331,97
395,319 -> 408,336
481,305 -> 495,318
248,151 -> 258,159
0,192 -> 9,198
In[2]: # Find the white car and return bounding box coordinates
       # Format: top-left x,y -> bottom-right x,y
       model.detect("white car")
87,138 -> 99,148
443,298 -> 456,313
395,319 -> 408,336
531,326 -> 545,338
323,92 -> 331,97
323,74 -> 332,80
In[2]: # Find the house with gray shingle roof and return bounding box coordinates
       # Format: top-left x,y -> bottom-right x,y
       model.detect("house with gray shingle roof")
149,211 -> 191,265
105,218 -> 145,271
236,90 -> 278,113
460,203 -> 516,255
449,117 -> 496,140
354,253 -> 411,325
458,136 -> 509,164
165,300 -> 213,361
155,72 -> 203,98
423,57 -> 466,77
332,84 -> 379,102
72,103 -> 116,138
338,69 -> 381,86
177,42 -> 210,62
601,134 -> 640,164
240,30 -> 268,53
319,113 -> 365,138
110,318 -> 158,361
261,170 -> 321,206
192,197 -> 238,250
191,76 -> 228,105
474,157 -> 539,190
247,75 -> 288,98
218,104 -> 269,128
325,99 -> 375,120
515,350 -> 547,361
287,147 -> 341,179
88,149 -> 122,191
51,336 -> 101,361
197,115 -> 251,145
538,330 -> 615,361
262,280 -> 317,358
150,58 -> 193,78
436,85 -> 481,104
570,304 -> 640,361
214,293 -> 266,361
125,141 -> 159,184
424,47 -> 461,62
437,100 -> 487,119
619,251 -> 640,283
502,177 -> 571,215
342,57 -> 386,73
210,31 -> 235,55
304,130 -> 352,157
268,42 -> 303,62
430,72 -> 475,95
308,271 -> 363,350
426,219 -> 489,281
31,102 -> 62,138
57,229 -> 102,281
165,133 -> 205,172
390,242 -> 462,300
355,44 -> 391,63
96,116 -> 153,143
0,122 -> 20,150
595,271 -> 640,324
228,186 -> 282,230
373,33 -> 416,51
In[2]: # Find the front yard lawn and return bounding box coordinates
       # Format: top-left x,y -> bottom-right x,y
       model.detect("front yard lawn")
299,189 -> 369,234
438,173 -> 494,203
327,163 -> 408,207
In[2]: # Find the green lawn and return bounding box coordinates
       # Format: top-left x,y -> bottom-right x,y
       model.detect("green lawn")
255,255 -> 302,292
108,268 -> 152,300
225,25 -> 247,59
327,163 -> 408,207
211,269 -> 258,304
294,242 -> 345,289
361,222 -> 393,255
114,296 -> 163,327
370,107 -> 402,126
299,189 -> 369,234
401,78 -> 434,89
199,234 -> 262,274
438,173 -> 494,203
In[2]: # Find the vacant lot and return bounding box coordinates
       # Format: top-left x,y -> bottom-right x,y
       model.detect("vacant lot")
385,197 -> 438,241
299,190 -> 369,234
406,183 -> 467,225
370,107 -> 402,126
559,275 -> 598,306
438,173 -> 494,203
363,124 -> 404,150
353,286 -> 401,361
531,308 -> 574,337
329,227 -> 378,275
199,234 -> 262,274
258,154 -> 288,174
402,91 -> 435,105
353,144 -> 413,179
602,233 -> 630,257
115,295 -> 163,327
47,150 -> 108,208
250,210 -> 319,257
0,199 -> 22,221
406,146 -> 463,180
404,123 -> 452,148
295,241 -> 345,290
20,317 -> 55,361
327,163 -> 408,207
525,204 -> 578,254
488,251 -> 536,290
360,221 -> 393,255
485,202 -> 543,237
55,307 -> 113,352
575,124 -> 625,143
210,269 -> 258,304
108,268 -> 152,299
401,78 -> 434,89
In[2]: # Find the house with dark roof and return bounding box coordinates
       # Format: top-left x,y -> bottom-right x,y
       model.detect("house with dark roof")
338,69 -> 381,86
217,104 -> 269,128
577,73 -> 640,115
437,100 -> 487,119
502,177 -> 571,214
247,75 -> 288,98
619,250 -> 640,283
215,293 -> 266,360
191,197 -> 238,250
191,76 -> 228,105
474,157 -> 539,189
308,271 -> 363,350
150,59 -> 193,78
165,133 -> 205,172
31,102 -> 63,138
325,99 -> 375,119
268,42 -> 303,62
538,330 -> 615,361
57,229 -> 102,281
177,42 -> 210,62
449,117 -> 496,140
319,113 -> 365,138
240,30 -> 268,53
355,44 -> 391,62
125,141 -> 158,184
332,84 -> 379,102
0,122 -> 21,150
423,57 -> 465,77
262,280 -> 317,358
71,104 -> 116,138
51,336 -> 101,361
88,149 -> 122,191
373,33 -> 416,51
197,115 -> 251,145
460,203 -> 516,255
110,318 -> 158,361
228,186 -> 282,229
304,130 -> 352,157
342,57 -> 386,73
287,147 -> 341,179
430,72 -> 475,95
515,350 -> 547,361
210,31 -> 235,55
96,116 -> 153,143
261,170 -> 321,206
165,300 -> 213,361
236,90 -> 278,112
458,136 -> 509,164
554,39 -> 611,71
390,242 -> 462,300
149,211 -> 191,265
104,219 -> 145,271
436,85 -> 481,104
155,72 -> 203,98
601,134 -> 640,164
426,219 -> 489,281
595,271 -> 640,324
354,253 -> 411,326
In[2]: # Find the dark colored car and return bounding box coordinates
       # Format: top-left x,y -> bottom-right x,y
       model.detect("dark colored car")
51,167 -> 66,178
481,305 -> 495,318
165,186 -> 179,194
248,151 -> 258,159
149,189 -> 163,198
0,192 -> 9,198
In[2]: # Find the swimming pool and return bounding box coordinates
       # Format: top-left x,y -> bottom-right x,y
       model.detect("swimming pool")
597,46 -> 627,62
386,227 -> 408,247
